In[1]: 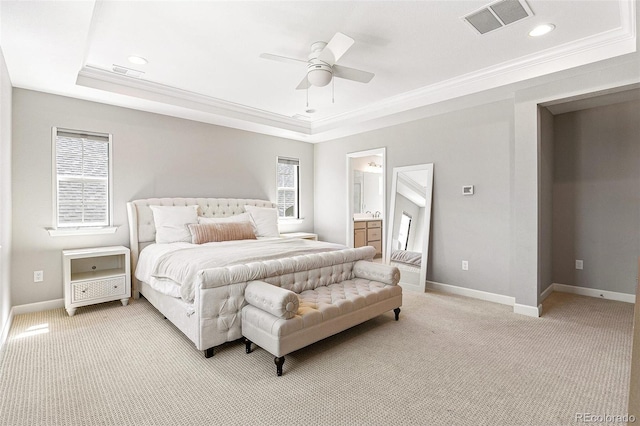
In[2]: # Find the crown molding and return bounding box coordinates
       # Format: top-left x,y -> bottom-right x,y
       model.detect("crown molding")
77,65 -> 314,137
312,6 -> 636,136
75,0 -> 635,143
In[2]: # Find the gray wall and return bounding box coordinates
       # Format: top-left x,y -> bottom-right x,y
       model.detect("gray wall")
315,100 -> 514,297
11,89 -> 314,306
0,47 -> 12,340
552,99 -> 640,294
538,106 -> 554,294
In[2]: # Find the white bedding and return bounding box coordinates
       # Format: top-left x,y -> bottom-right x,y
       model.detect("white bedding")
136,238 -> 346,302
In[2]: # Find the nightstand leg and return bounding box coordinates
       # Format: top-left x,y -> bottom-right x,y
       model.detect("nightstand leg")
120,298 -> 129,307
66,308 -> 76,317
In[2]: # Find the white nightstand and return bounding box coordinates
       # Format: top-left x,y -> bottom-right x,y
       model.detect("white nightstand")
62,245 -> 131,316
279,232 -> 318,241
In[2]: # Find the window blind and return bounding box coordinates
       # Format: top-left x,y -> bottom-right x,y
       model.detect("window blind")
277,157 -> 299,218
55,129 -> 111,227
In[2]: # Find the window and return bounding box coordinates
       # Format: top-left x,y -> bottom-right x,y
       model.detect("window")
52,128 -> 112,229
276,157 -> 299,219
398,212 -> 412,250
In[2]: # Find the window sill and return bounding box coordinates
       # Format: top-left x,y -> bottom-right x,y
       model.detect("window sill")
278,218 -> 305,225
47,226 -> 118,237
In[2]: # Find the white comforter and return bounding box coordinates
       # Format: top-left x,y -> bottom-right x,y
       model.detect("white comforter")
136,238 -> 346,302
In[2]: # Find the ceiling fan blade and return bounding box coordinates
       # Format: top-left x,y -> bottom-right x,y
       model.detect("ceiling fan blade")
317,32 -> 354,65
296,75 -> 311,90
332,64 -> 375,84
259,53 -> 307,65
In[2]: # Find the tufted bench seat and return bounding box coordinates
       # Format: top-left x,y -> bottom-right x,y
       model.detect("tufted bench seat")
242,260 -> 402,376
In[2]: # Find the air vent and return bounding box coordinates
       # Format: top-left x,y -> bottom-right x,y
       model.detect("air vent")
463,0 -> 533,35
111,64 -> 145,79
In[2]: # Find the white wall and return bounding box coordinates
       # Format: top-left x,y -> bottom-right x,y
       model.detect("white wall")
11,89 -> 314,306
0,47 -> 12,342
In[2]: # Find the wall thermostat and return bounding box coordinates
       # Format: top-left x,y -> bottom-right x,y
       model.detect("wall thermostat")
462,185 -> 474,195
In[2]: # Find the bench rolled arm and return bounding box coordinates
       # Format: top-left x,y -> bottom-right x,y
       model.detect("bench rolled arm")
244,280 -> 299,319
353,261 -> 401,286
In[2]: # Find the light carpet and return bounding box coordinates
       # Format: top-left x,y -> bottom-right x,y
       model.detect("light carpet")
0,291 -> 633,426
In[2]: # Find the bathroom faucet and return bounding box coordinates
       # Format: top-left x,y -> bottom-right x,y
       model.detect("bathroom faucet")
374,211 -> 381,218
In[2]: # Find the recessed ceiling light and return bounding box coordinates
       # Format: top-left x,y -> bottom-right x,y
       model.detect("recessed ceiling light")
128,55 -> 148,65
529,24 -> 555,37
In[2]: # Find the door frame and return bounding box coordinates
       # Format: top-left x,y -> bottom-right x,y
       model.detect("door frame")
345,148 -> 386,253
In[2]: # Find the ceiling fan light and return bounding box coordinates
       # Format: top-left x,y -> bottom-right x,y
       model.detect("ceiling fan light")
307,68 -> 332,87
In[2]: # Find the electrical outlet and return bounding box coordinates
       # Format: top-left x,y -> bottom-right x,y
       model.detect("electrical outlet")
462,260 -> 469,271
33,270 -> 44,282
575,260 -> 583,270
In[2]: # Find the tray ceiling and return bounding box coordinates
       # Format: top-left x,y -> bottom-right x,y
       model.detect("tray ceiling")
1,1 -> 636,142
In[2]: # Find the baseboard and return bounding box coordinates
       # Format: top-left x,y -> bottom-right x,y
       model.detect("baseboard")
514,303 -> 542,317
540,284 -> 555,302
11,298 -> 64,315
426,281 -> 515,306
0,308 -> 14,350
551,283 -> 635,304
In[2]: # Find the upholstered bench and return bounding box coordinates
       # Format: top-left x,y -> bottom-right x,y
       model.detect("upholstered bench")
242,260 -> 402,376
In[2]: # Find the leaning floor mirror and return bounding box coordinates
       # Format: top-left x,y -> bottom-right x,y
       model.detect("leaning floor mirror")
386,164 -> 434,292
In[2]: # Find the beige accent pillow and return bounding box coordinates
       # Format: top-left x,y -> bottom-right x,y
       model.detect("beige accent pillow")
188,222 -> 257,244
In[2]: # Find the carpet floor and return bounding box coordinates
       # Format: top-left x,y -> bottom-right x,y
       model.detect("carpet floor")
0,290 -> 633,425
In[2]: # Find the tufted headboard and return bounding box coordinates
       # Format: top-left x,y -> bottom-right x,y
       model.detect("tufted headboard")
126,197 -> 276,297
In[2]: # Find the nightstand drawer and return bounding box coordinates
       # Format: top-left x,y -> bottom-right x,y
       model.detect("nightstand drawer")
72,276 -> 126,303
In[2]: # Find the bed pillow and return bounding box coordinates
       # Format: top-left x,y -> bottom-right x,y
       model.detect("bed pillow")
244,205 -> 280,238
198,212 -> 252,225
150,205 -> 199,244
188,222 -> 257,244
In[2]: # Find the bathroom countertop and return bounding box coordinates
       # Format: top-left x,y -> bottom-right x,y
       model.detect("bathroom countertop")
353,217 -> 383,222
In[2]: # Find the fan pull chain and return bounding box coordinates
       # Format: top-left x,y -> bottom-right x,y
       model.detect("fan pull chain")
306,84 -> 309,108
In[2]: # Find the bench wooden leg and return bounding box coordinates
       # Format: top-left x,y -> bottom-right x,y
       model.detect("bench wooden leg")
274,356 -> 285,376
244,338 -> 253,354
204,347 -> 214,358
394,308 -> 401,321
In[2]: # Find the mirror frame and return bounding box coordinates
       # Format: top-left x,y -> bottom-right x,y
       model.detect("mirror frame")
385,163 -> 434,292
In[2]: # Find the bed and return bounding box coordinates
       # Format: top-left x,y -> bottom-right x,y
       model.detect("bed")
390,249 -> 421,271
127,197 -> 376,357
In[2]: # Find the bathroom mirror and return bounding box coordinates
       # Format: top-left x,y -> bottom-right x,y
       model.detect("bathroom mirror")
386,164 -> 434,292
353,170 -> 383,214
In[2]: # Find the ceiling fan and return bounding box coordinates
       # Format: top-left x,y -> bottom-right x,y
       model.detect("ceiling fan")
260,32 -> 375,90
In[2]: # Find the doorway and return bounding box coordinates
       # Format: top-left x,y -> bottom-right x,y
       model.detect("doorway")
346,148 -> 386,257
